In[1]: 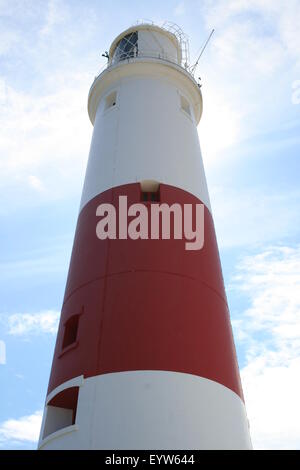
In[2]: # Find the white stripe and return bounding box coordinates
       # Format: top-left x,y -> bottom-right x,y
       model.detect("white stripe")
80,73 -> 211,213
39,371 -> 252,450
45,375 -> 84,405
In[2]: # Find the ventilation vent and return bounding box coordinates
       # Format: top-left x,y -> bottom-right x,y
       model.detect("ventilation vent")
43,387 -> 79,439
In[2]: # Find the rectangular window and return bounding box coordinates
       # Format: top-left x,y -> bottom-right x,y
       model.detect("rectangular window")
43,387 -> 79,439
105,91 -> 117,111
62,315 -> 79,350
141,191 -> 160,203
114,31 -> 138,62
180,95 -> 192,117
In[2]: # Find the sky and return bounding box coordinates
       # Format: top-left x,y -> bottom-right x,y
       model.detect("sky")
0,0 -> 300,450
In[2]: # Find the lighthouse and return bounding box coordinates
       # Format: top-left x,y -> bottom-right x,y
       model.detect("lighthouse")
38,22 -> 252,450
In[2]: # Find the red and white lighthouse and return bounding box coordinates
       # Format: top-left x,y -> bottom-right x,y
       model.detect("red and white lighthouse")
38,22 -> 252,450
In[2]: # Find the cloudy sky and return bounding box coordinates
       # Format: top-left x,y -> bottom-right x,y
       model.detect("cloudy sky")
0,0 -> 300,450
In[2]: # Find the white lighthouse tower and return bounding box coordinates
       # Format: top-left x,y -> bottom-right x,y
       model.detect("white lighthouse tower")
38,22 -> 252,450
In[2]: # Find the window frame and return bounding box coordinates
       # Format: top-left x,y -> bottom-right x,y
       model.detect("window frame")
179,93 -> 193,122
59,307 -> 83,357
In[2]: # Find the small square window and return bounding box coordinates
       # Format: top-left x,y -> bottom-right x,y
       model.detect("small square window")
180,95 -> 191,117
105,91 -> 117,111
151,192 -> 160,202
62,315 -> 79,349
141,191 -> 160,203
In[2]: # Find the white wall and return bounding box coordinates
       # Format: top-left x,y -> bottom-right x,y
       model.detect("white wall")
81,73 -> 211,213
43,406 -> 73,439
39,371 -> 251,450
138,30 -> 179,63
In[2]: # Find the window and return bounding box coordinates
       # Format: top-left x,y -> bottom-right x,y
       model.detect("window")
105,91 -> 117,111
62,315 -> 79,350
43,387 -> 79,439
180,95 -> 192,118
114,31 -> 138,62
141,191 -> 160,203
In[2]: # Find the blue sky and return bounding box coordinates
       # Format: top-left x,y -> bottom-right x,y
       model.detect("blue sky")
0,0 -> 300,450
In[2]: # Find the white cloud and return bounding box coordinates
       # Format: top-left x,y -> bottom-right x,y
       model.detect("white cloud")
202,0 -> 300,65
0,340 -> 6,365
7,311 -> 60,336
40,0 -> 69,36
242,356 -> 300,450
0,410 -> 42,444
232,245 -> 300,449
174,2 -> 185,17
210,187 -> 300,248
0,76 -> 92,212
233,245 -> 300,342
0,78 -> 5,103
196,0 -> 300,165
0,78 -> 91,176
0,29 -> 19,56
0,1 -> 103,212
0,241 -> 71,281
199,85 -> 242,161
28,175 -> 45,192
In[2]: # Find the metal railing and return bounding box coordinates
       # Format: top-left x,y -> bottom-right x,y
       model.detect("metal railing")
93,22 -> 198,84
93,49 -> 198,89
111,48 -> 180,67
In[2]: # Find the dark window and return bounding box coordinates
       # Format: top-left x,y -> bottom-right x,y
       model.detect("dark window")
62,315 -> 79,349
141,191 -> 160,203
151,192 -> 159,202
43,387 -> 79,439
114,31 -> 138,62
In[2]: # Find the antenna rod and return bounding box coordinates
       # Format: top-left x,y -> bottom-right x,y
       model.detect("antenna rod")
191,29 -> 214,73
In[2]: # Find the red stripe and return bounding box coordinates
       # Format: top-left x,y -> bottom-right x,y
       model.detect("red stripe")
48,183 -> 243,400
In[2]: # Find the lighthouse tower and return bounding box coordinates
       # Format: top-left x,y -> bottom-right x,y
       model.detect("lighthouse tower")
38,22 -> 251,450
